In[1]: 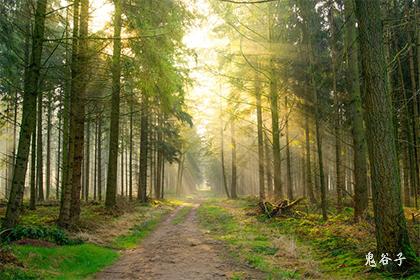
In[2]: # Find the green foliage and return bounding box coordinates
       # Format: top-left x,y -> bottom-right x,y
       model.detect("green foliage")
10,244 -> 118,279
0,267 -> 38,280
2,225 -> 82,245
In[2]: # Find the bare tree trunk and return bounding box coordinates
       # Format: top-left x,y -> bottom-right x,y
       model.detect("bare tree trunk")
56,110 -> 62,200
304,114 -> 316,203
285,96 -> 293,201
176,154 -> 184,197
97,117 -> 102,201
230,119 -> 237,199
329,5 -> 342,212
84,119 -> 90,201
3,0 -> 48,228
138,96 -> 149,203
355,0 -> 417,268
46,91 -> 52,200
120,125 -> 124,197
58,0 -> 80,227
344,0 -> 368,221
36,94 -> 44,202
264,132 -> 273,198
256,74 -> 265,200
69,0 -> 89,225
220,126 -> 230,198
105,0 -> 122,209
30,129 -> 37,210
129,101 -> 133,200
93,119 -> 97,200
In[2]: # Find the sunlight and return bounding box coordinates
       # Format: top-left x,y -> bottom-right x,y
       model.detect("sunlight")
90,0 -> 114,33
182,0 -> 230,138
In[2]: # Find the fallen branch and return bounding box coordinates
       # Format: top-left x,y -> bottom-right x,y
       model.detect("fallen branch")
258,197 -> 304,217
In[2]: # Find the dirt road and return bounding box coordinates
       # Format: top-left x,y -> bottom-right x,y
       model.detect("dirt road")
95,205 -> 265,280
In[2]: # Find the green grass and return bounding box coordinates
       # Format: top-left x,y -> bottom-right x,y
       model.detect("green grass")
0,201 -> 175,279
172,207 -> 192,225
1,244 -> 118,280
113,211 -> 167,249
197,202 -> 299,279
199,199 -> 420,280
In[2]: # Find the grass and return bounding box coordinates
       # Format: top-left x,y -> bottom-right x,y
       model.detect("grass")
113,210 -> 168,249
0,199 -> 176,279
172,206 -> 192,225
1,244 -> 118,280
198,198 -> 420,280
197,202 -> 301,279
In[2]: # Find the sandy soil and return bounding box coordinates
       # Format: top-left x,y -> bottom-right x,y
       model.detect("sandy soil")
95,205 -> 265,280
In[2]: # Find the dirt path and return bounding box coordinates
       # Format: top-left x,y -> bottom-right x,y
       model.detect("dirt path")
95,205 -> 265,280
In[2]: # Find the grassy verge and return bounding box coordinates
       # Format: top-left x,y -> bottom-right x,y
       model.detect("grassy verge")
198,198 -> 420,280
113,209 -> 169,249
197,201 -> 303,279
0,200 -> 174,279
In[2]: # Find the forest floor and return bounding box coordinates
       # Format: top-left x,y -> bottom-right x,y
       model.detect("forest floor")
95,203 -> 265,280
0,195 -> 419,279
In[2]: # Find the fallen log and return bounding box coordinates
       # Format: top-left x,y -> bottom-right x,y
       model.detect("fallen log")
258,197 -> 304,218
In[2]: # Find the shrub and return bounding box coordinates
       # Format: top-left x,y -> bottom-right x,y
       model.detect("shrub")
1,225 -> 83,245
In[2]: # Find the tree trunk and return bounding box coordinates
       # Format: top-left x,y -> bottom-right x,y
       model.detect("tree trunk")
129,101 -> 133,200
155,117 -> 162,199
97,117 -> 102,201
264,132 -> 273,198
56,112 -> 62,200
138,96 -> 149,203
29,128 -> 37,210
354,0 -> 417,268
84,120 -> 90,201
230,119 -> 238,199
120,125 -> 124,197
220,125 -> 230,198
269,64 -> 282,199
344,0 -> 368,221
36,93 -> 44,202
58,0 -> 80,228
105,0 -> 122,209
46,91 -> 52,200
285,96 -> 293,201
69,0 -> 89,225
304,114 -> 316,203
93,120 -> 97,200
176,154 -> 184,197
256,74 -> 265,200
3,0 -> 48,228
329,5 -> 342,212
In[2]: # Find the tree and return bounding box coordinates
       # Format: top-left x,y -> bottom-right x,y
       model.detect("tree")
354,0 -> 417,269
3,0 -> 48,228
344,0 -> 368,221
105,0 -> 122,209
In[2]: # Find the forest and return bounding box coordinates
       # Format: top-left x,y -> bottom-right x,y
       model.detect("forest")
0,0 -> 419,279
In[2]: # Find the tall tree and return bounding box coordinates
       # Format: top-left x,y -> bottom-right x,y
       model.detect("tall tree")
105,0 -> 122,209
354,0 -> 417,268
230,119 -> 238,199
344,0 -> 368,221
3,0 -> 48,228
